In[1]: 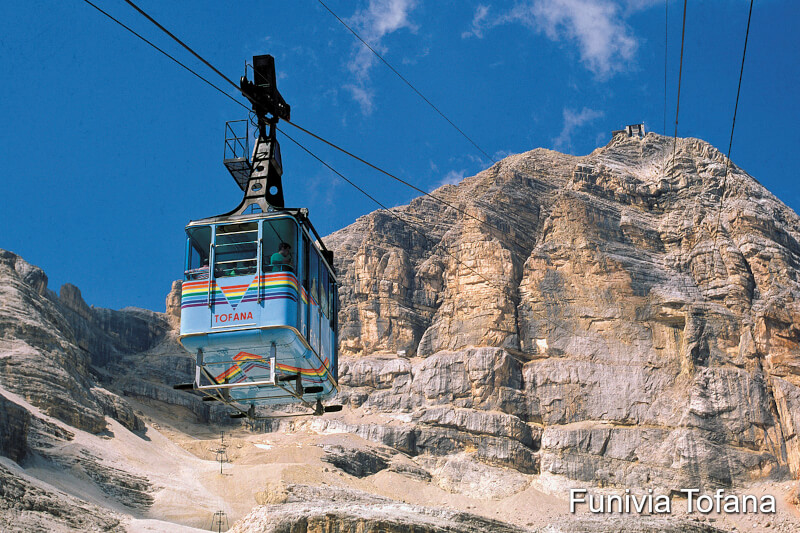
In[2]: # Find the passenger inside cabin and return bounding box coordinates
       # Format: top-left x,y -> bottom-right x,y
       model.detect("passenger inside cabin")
270,242 -> 294,272
234,261 -> 256,276
186,258 -> 210,280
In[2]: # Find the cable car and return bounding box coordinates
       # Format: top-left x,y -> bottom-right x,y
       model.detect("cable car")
176,55 -> 340,418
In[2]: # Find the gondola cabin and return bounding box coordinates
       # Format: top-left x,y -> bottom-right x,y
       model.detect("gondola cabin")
175,54 -> 340,417
179,210 -> 338,408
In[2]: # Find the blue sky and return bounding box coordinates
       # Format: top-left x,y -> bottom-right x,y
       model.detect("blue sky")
1,0 -> 798,312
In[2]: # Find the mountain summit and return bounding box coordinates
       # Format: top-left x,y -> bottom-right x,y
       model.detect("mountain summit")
326,131 -> 800,487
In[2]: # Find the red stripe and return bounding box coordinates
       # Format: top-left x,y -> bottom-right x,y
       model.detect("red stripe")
183,280 -> 212,289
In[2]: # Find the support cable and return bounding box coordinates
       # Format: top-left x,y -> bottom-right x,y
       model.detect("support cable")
669,0 -> 688,177
121,0 -> 242,93
283,118 -> 490,228
711,0 -> 754,248
315,0 -> 496,165
79,0 -> 249,111
283,118 -> 536,259
81,0 -> 531,259
278,127 -> 507,292
663,0 -> 668,135
661,0 -> 691,296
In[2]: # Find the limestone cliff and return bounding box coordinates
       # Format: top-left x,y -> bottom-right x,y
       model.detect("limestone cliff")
0,250 -> 209,529
325,132 -> 800,490
0,250 -> 169,434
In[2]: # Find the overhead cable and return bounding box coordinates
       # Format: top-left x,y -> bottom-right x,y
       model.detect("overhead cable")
79,0 -> 248,111
712,0 -> 754,245
663,0 -> 668,135
669,0 -> 688,176
121,0 -> 242,94
278,126 -> 508,292
315,0 -> 496,165
284,118 -> 491,229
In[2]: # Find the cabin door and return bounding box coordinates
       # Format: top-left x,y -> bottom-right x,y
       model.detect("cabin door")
210,222 -> 260,330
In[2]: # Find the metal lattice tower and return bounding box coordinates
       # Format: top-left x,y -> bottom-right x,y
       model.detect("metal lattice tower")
210,509 -> 229,532
213,431 -> 229,474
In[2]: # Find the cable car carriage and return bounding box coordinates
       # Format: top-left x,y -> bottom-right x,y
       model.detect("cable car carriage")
176,55 -> 340,418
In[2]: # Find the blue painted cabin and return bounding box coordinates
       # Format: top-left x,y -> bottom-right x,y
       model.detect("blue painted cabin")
179,210 -> 338,407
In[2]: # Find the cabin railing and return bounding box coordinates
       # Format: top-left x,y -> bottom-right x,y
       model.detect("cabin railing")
207,243 -> 215,308
257,237 -> 263,303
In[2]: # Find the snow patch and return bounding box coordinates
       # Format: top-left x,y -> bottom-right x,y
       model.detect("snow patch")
536,338 -> 549,352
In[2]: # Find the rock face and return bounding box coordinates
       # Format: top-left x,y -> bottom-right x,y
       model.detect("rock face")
0,463 -> 121,532
321,443 -> 392,477
0,394 -> 30,463
0,251 -> 168,433
0,250 -> 232,436
325,132 -> 800,490
307,348 -> 540,477
0,249 -> 202,527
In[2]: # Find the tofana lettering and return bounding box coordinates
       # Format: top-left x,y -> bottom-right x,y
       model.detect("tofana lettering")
569,489 -> 776,515
682,489 -> 775,514
214,312 -> 253,323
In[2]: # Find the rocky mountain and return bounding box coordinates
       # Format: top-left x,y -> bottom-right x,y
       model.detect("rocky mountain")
0,250 -> 239,531
0,131 -> 798,532
325,131 -> 800,491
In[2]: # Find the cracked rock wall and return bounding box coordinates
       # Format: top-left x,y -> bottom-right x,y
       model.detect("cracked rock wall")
325,132 -> 800,489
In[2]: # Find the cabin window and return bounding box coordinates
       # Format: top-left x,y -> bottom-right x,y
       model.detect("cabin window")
310,250 -> 320,307
301,233 -> 311,339
328,281 -> 336,326
262,219 -> 297,273
319,262 -> 330,318
214,222 -> 258,277
185,226 -> 211,280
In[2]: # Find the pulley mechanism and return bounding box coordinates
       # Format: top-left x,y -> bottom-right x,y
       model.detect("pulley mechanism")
224,55 -> 291,215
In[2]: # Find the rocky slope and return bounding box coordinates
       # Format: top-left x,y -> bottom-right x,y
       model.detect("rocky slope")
0,250 -> 170,434
0,251 -> 223,530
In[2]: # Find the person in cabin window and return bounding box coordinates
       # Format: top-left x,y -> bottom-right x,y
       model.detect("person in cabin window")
234,261 -> 254,276
270,242 -> 293,272
196,258 -> 210,279
187,258 -> 209,280
241,260 -> 257,276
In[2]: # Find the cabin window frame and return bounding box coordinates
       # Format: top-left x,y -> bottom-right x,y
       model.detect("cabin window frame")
302,232 -> 311,340
261,217 -> 298,274
184,225 -> 212,281
212,221 -> 259,278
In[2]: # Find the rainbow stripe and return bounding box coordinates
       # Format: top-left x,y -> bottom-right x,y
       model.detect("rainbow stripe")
212,350 -> 330,384
181,272 -> 301,309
